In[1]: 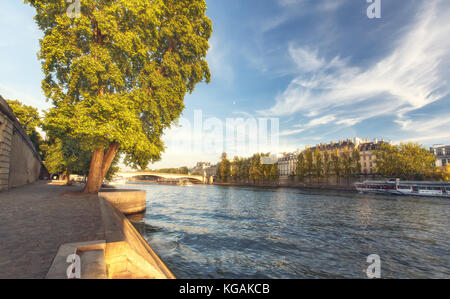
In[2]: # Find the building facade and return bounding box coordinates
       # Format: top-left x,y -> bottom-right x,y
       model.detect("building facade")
191,162 -> 211,174
278,137 -> 390,178
358,138 -> 390,175
430,144 -> 450,167
278,152 -> 298,177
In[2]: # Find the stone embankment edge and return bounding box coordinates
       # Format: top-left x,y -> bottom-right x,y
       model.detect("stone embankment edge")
98,197 -> 176,279
213,182 -> 357,192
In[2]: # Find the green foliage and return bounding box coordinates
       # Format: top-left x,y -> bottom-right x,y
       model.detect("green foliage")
218,153 -> 279,183
26,0 -> 212,170
44,137 -> 90,175
147,167 -> 189,174
331,148 -> 341,178
341,146 -> 352,179
296,147 -> 361,182
305,149 -> 313,179
375,142 -> 437,179
5,99 -> 44,155
323,149 -> 331,179
296,153 -> 306,180
217,153 -> 231,182
352,148 -> 361,175
436,165 -> 450,181
314,148 -> 323,178
231,156 -> 240,179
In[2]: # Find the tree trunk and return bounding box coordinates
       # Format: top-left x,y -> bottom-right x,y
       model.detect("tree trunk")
101,142 -> 120,179
83,143 -> 120,194
65,170 -> 72,186
84,149 -> 104,194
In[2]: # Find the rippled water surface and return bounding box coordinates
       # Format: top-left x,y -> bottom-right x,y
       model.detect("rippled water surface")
125,183 -> 449,278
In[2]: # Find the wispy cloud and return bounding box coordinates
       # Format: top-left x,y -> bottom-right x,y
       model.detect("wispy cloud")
0,84 -> 48,113
262,0 -> 347,32
261,1 -> 450,140
207,36 -> 234,87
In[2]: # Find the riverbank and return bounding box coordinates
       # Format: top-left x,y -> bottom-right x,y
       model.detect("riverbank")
213,180 -> 357,192
0,181 -> 174,279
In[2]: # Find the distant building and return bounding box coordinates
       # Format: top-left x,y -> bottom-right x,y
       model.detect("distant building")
430,144 -> 450,167
278,152 -> 299,177
279,137 -> 390,177
194,162 -> 211,169
191,162 -> 212,175
358,138 -> 390,175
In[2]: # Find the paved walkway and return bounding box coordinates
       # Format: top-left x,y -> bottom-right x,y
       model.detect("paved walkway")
0,182 -> 105,279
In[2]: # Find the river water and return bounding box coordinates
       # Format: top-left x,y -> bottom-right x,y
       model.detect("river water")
124,183 -> 449,279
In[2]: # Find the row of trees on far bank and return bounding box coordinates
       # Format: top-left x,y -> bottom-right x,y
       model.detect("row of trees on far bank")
295,147 -> 361,183
295,143 -> 442,181
217,153 -> 279,183
375,142 -> 438,180
215,142 -> 446,185
146,167 -> 189,175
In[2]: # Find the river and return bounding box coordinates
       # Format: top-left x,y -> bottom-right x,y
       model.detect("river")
124,183 -> 449,279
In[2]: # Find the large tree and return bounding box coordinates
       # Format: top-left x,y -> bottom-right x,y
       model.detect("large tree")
296,153 -> 306,181
27,0 -> 212,193
375,142 -> 436,179
217,153 -> 231,182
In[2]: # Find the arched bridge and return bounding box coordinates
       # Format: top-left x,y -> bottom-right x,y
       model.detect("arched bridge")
116,171 -> 207,183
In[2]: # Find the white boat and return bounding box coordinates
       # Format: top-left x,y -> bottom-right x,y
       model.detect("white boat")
109,176 -> 127,185
355,179 -> 450,198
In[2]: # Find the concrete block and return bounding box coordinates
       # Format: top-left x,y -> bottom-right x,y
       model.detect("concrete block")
98,189 -> 146,215
46,240 -> 106,279
80,250 -> 107,279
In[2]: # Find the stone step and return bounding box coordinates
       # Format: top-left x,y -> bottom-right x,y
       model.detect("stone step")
79,250 -> 107,279
46,240 -> 107,279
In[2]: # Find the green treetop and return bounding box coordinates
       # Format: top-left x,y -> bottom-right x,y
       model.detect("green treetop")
375,142 -> 436,179
217,153 -> 231,182
5,99 -> 43,155
296,152 -> 306,180
26,0 -> 212,193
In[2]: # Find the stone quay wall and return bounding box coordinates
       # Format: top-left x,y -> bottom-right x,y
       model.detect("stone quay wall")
0,95 -> 43,191
215,175 -> 384,191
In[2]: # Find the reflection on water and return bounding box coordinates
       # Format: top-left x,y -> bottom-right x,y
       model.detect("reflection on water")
125,183 -> 450,279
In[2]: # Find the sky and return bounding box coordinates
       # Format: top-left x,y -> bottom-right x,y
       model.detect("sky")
1,0 -> 450,169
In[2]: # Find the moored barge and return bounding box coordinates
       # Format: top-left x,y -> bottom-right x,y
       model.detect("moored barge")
355,179 -> 450,198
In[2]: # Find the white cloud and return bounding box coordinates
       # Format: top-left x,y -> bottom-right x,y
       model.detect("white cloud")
289,46 -> 326,72
394,117 -> 450,144
262,0 -> 346,32
277,0 -> 305,7
207,36 -> 234,87
260,1 -> 450,139
281,114 -> 336,136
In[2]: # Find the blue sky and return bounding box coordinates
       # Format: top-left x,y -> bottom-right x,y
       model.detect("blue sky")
1,0 -> 450,168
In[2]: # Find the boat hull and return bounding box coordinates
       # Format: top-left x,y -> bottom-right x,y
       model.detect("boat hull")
355,180 -> 450,198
